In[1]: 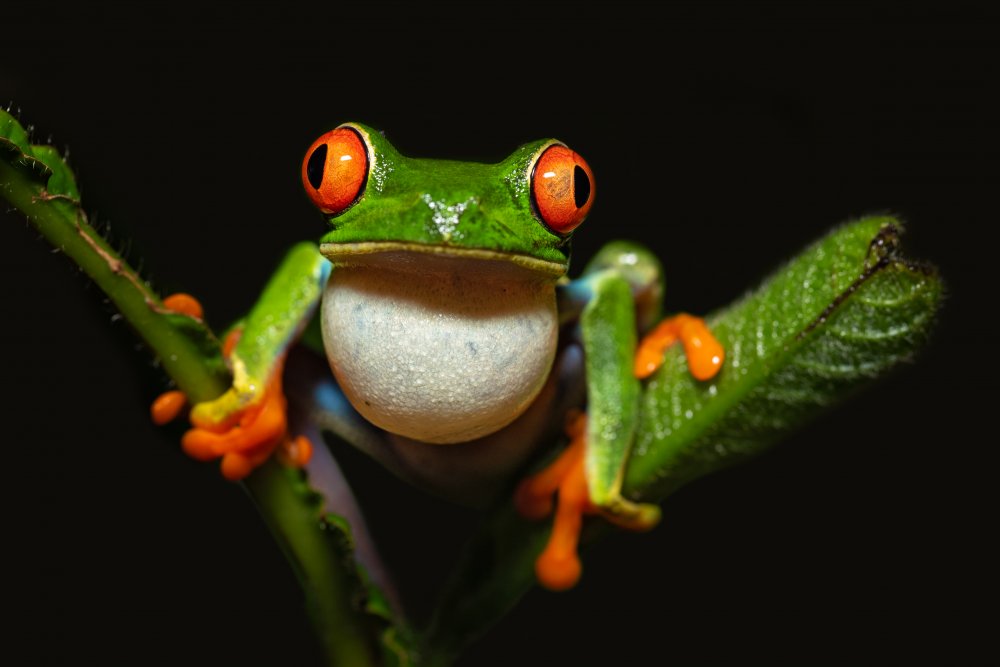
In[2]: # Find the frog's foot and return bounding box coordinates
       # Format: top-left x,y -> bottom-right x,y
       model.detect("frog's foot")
634,313 -> 724,380
150,325 -> 245,427
181,362 -> 294,480
515,413 -> 660,591
150,294 -> 313,480
515,412 -> 592,590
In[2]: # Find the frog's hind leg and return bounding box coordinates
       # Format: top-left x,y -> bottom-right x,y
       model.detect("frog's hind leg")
521,240 -> 724,591
515,411 -> 660,591
520,243 -> 664,590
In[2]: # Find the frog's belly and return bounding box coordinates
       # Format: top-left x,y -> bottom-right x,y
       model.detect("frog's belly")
320,259 -> 558,444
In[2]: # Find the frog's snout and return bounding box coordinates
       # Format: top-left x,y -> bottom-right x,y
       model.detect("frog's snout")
420,193 -> 482,241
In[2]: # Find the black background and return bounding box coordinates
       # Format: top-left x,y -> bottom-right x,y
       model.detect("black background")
3,2 -> 995,665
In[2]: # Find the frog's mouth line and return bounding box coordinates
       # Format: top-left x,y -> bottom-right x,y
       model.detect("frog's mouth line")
319,241 -> 567,278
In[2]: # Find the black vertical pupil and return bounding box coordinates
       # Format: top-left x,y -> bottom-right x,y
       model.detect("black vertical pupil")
573,165 -> 590,208
306,144 -> 328,189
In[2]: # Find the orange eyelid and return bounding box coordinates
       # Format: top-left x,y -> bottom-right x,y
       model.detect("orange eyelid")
531,144 -> 594,234
302,126 -> 369,215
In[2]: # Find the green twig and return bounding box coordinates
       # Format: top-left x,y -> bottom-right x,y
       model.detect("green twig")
246,462 -> 380,666
2,110 -> 380,667
0,158 -> 227,400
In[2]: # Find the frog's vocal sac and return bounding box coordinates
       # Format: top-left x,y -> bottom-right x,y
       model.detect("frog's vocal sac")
321,252 -> 559,444
155,121 -> 723,590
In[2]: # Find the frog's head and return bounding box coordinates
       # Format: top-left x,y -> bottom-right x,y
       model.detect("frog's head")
302,122 -> 594,280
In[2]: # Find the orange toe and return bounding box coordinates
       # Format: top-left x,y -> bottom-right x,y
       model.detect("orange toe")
181,431 -> 219,461
635,313 -> 724,381
535,451 -> 591,591
515,416 -> 585,521
278,435 -> 314,468
682,322 -> 725,380
151,390 -> 187,425
635,318 -> 679,379
162,293 -> 204,319
221,452 -> 253,480
536,548 -> 582,591
222,327 -> 243,359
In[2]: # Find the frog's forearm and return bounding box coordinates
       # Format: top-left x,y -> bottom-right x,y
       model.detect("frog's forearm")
579,271 -> 641,506
192,243 -> 330,424
236,243 -> 331,381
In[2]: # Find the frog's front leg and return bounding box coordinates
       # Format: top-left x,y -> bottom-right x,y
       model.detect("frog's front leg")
152,242 -> 331,480
516,242 -> 724,590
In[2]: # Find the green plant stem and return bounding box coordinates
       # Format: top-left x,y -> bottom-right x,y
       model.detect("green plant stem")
0,159 -> 226,400
420,506 -> 547,665
246,462 -> 379,666
2,147 -> 378,667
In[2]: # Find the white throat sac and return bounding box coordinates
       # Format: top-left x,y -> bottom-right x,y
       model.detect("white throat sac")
320,252 -> 559,444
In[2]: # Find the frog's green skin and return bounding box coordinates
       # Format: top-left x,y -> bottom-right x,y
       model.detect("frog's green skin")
192,122 -> 664,519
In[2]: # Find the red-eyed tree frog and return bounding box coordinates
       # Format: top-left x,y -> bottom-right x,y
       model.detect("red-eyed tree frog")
152,123 -> 724,590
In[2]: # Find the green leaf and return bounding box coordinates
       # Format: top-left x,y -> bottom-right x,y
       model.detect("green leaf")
625,216 -> 942,498
1,109 -> 79,200
424,216 -> 942,661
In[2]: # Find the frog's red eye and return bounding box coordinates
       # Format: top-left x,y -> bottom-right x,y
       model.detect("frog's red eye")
530,144 -> 594,234
302,126 -> 369,215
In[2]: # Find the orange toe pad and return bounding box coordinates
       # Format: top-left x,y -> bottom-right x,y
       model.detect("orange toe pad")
162,292 -> 204,319
151,390 -> 187,425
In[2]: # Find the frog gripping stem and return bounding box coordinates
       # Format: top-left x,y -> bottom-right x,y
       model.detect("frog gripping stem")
151,294 -> 314,480
180,363 -> 291,480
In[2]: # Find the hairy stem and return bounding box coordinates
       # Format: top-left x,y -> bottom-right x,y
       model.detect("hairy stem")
0,159 -> 226,399
2,116 -> 380,667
